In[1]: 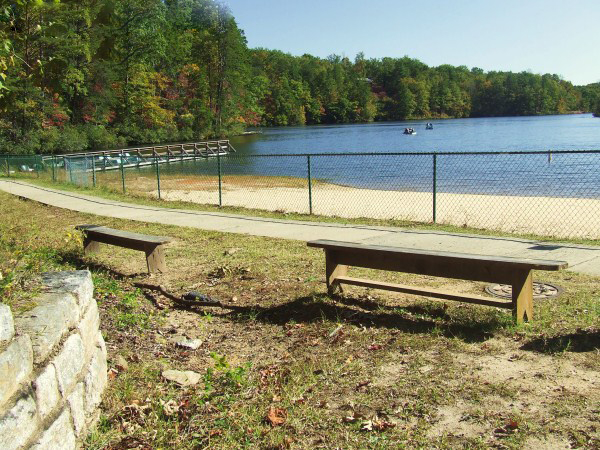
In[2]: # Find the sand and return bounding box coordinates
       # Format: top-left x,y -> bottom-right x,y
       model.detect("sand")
154,183 -> 600,239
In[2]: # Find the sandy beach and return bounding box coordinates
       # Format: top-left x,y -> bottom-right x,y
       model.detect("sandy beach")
151,183 -> 600,239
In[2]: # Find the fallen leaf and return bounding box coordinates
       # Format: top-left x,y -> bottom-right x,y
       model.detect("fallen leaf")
266,406 -> 287,426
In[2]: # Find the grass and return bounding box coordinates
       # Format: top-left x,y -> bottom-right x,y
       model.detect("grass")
0,190 -> 599,448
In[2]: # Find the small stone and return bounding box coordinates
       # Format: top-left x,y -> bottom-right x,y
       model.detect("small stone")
224,248 -> 241,256
114,355 -> 129,372
231,296 -> 238,303
162,369 -> 202,386
174,338 -> 202,350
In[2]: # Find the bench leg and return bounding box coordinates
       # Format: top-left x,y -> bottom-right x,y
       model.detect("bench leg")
145,244 -> 167,273
512,270 -> 533,323
83,237 -> 100,255
325,249 -> 347,296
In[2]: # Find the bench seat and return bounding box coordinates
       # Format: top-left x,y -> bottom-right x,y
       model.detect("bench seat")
76,225 -> 173,273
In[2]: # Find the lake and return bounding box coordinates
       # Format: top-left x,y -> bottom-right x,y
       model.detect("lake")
145,114 -> 600,199
230,114 -> 600,154
205,114 -> 599,198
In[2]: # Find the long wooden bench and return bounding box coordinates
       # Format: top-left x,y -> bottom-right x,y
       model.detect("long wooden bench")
307,239 -> 568,323
76,225 -> 173,273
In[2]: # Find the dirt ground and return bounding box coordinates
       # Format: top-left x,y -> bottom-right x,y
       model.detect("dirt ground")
1,192 -> 598,449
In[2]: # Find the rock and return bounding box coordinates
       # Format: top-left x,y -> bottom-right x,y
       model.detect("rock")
33,364 -> 60,420
162,370 -> 202,386
174,338 -> 202,350
0,303 -> 14,343
52,333 -> 85,395
224,248 -> 241,256
15,293 -> 80,364
182,291 -> 213,302
30,408 -> 76,450
114,355 -> 129,372
41,271 -> 93,312
0,335 -> 33,409
0,394 -> 39,450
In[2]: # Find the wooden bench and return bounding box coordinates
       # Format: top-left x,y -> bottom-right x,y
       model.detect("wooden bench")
307,239 -> 568,323
76,225 -> 173,273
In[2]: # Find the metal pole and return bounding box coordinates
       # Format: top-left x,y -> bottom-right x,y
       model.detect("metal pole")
307,155 -> 313,214
155,156 -> 161,200
432,153 -> 437,223
92,156 -> 96,188
68,157 -> 73,184
120,151 -> 126,193
6,155 -> 10,177
51,155 -> 56,182
217,151 -> 222,207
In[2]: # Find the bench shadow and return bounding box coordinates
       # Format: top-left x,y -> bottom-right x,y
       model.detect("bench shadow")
520,330 -> 600,353
58,252 -> 505,343
58,251 -> 152,280
220,293 -> 505,343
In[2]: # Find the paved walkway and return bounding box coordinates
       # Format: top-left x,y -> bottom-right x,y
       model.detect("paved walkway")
2,180 -> 599,276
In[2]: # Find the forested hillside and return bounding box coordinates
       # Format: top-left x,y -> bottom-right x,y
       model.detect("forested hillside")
1,0 -> 599,154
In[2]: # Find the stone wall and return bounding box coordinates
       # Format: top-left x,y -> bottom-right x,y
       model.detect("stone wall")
0,271 -> 107,450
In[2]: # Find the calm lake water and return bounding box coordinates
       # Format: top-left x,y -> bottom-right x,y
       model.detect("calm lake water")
159,114 -> 600,197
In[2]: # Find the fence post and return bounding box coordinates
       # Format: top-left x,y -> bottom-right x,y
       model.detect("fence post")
155,156 -> 161,200
307,155 -> 313,214
217,151 -> 222,207
432,153 -> 437,223
120,151 -> 126,193
6,155 -> 10,177
92,156 -> 96,187
68,157 -> 73,184
51,155 -> 56,182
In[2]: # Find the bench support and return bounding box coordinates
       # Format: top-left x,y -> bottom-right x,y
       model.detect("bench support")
512,270 -> 533,323
145,244 -> 167,273
325,249 -> 347,295
83,236 -> 100,254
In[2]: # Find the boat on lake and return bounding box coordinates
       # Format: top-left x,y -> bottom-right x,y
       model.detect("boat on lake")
403,128 -> 417,135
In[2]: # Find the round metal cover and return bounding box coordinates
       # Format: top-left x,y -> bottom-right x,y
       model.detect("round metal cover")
485,282 -> 562,300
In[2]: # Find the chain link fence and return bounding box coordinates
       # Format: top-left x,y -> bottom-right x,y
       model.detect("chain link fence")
2,151 -> 599,239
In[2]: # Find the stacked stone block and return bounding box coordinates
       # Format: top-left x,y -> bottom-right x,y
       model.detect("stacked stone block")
0,271 -> 107,450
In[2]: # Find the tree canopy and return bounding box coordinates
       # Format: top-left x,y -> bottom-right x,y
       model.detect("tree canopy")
0,0 -> 598,154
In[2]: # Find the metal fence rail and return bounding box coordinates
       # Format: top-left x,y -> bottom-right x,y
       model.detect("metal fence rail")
2,150 -> 599,239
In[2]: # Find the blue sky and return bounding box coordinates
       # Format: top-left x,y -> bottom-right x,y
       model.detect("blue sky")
223,0 -> 600,86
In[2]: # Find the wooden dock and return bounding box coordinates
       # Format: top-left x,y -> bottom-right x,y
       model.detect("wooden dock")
45,140 -> 235,171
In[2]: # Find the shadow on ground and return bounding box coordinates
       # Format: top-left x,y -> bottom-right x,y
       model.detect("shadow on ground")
223,294 -> 508,343
64,253 -> 508,344
521,330 -> 600,353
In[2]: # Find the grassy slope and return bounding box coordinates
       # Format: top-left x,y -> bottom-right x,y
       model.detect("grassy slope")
0,191 -> 598,449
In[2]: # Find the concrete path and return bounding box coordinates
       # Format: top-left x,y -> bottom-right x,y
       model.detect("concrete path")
2,179 -> 599,276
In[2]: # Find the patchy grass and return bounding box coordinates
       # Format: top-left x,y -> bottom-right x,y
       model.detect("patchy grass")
0,191 -> 598,449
